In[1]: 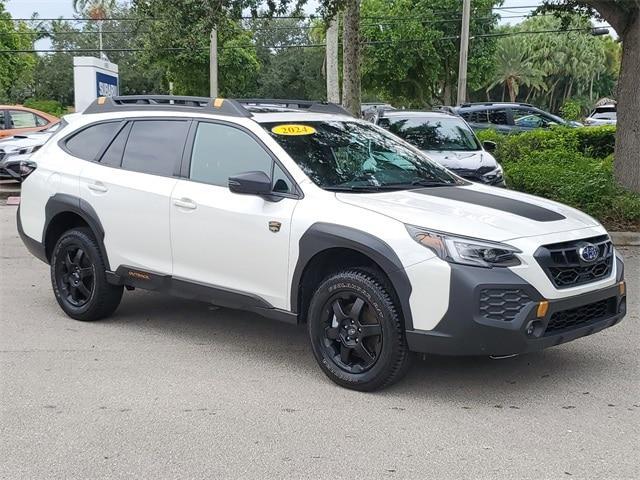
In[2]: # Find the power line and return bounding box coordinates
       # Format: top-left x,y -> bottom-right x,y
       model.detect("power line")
0,26 -> 610,54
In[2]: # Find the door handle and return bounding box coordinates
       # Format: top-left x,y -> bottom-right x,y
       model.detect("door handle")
173,198 -> 197,210
87,182 -> 108,193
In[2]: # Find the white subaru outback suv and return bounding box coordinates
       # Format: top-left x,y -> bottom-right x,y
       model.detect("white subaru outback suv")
17,96 -> 627,391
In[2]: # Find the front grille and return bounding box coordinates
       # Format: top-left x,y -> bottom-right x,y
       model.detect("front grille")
545,298 -> 614,335
479,288 -> 533,321
535,235 -> 614,288
450,166 -> 494,183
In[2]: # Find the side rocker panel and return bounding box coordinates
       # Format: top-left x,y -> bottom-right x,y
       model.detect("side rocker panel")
291,222 -> 414,330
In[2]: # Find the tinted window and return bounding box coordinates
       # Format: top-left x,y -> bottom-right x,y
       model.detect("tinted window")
122,120 -> 189,176
65,122 -> 120,160
384,116 -> 480,151
460,109 -> 488,124
512,108 -> 559,128
9,110 -> 38,128
487,109 -> 508,125
100,124 -> 130,167
189,122 -> 273,187
36,115 -> 49,127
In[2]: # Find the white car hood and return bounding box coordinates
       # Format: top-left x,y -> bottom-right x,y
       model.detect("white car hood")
423,150 -> 498,170
337,183 -> 599,242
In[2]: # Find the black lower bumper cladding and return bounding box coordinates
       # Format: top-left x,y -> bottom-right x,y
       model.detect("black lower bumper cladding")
406,256 -> 626,356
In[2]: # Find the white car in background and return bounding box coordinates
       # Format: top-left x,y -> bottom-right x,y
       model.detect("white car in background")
0,119 -> 67,179
585,103 -> 617,126
371,110 -> 505,187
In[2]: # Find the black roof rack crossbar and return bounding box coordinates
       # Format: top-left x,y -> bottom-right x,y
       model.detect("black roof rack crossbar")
84,95 -> 253,117
235,98 -> 352,116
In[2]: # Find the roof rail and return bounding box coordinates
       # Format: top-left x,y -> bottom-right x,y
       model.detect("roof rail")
459,101 -> 534,108
83,95 -> 253,117
235,98 -> 352,116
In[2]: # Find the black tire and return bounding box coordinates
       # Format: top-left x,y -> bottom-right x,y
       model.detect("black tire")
307,269 -> 411,391
50,227 -> 123,321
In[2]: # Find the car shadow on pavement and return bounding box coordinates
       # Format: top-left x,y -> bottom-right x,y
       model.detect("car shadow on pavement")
108,289 -> 620,400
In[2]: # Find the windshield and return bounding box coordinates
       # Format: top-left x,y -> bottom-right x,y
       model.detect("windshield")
380,116 -> 481,151
263,121 -> 462,191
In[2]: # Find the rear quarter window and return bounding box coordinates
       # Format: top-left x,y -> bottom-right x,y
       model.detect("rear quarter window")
64,122 -> 120,160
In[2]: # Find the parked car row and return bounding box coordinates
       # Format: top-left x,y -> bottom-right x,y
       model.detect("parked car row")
0,106 -> 62,180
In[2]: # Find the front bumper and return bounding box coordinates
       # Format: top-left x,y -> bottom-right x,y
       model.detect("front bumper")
406,257 -> 626,356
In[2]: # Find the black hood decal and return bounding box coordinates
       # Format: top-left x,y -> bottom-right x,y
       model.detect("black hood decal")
413,187 -> 566,222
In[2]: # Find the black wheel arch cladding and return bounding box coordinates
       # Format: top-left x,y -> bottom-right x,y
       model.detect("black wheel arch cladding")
44,193 -> 111,270
291,222 -> 414,330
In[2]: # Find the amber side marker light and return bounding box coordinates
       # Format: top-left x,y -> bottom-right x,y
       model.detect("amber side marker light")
537,300 -> 549,318
619,281 -> 626,296
97,96 -> 106,105
213,98 -> 224,108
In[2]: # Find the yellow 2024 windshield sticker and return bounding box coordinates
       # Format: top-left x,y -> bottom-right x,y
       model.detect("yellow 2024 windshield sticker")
271,124 -> 316,136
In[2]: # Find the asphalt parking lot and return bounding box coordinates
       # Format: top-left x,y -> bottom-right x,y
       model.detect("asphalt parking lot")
0,204 -> 638,480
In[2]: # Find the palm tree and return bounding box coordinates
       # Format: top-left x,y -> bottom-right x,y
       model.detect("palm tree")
73,0 -> 117,58
487,41 -> 545,102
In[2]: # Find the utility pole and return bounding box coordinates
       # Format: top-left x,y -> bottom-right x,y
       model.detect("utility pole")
456,0 -> 471,106
210,28 -> 218,98
326,16 -> 340,104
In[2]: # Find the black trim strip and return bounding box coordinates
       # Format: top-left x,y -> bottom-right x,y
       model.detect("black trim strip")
111,266 -> 298,325
413,186 -> 565,222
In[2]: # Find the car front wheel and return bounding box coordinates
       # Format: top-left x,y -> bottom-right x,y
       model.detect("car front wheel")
307,269 -> 411,391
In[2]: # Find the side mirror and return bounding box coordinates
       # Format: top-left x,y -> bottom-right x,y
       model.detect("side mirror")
482,140 -> 497,153
228,171 -> 272,196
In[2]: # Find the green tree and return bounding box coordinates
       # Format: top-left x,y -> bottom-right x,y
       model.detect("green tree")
31,5 -> 165,107
487,39 -> 545,102
540,0 -> 640,193
0,3 -> 37,103
359,0 -> 500,108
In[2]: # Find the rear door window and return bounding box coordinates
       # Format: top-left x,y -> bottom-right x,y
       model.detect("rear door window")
65,122 -> 120,160
487,109 -> 508,125
0,111 -> 6,130
9,110 -> 38,128
99,123 -> 131,167
461,110 -> 489,124
121,120 -> 189,177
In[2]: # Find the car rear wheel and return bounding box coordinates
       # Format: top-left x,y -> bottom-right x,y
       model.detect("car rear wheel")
307,269 -> 411,391
50,228 -> 123,321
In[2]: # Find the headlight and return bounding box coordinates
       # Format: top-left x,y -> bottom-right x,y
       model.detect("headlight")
406,225 -> 521,268
482,165 -> 503,182
2,145 -> 41,159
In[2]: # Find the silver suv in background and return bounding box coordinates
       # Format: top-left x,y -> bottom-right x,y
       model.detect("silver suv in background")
370,110 -> 505,187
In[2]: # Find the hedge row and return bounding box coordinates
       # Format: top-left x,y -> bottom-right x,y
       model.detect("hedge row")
476,126 -> 640,231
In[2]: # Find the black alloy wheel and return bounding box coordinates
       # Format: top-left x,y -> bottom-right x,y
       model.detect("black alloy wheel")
322,293 -> 383,374
50,227 -> 123,321
307,270 -> 411,391
55,244 -> 95,307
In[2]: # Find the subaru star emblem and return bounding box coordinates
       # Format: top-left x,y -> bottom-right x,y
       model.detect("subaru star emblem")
579,243 -> 599,262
